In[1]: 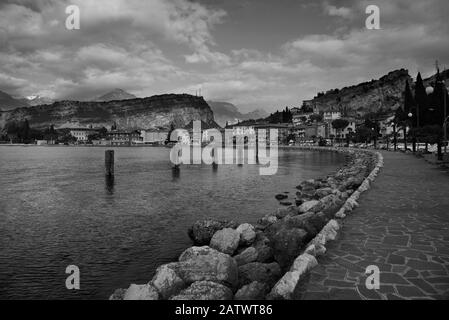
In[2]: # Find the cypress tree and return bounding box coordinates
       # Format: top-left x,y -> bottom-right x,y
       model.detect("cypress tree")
404,80 -> 415,117
414,72 -> 427,127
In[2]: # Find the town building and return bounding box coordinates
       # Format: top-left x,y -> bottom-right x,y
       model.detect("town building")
141,130 -> 169,145
305,123 -> 327,140
69,128 -> 99,142
107,130 -> 143,145
292,112 -> 315,127
180,120 -> 223,145
290,107 -> 302,115
323,111 -> 342,122
327,119 -> 356,140
228,123 -> 293,145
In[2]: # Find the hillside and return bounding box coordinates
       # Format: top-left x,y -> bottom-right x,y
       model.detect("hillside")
0,94 -> 217,131
207,101 -> 268,127
0,91 -> 29,111
302,69 -> 412,117
95,89 -> 137,102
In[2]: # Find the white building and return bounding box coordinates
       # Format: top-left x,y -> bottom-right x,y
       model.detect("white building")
141,130 -> 169,144
323,111 -> 342,122
69,128 -> 99,142
327,120 -> 356,139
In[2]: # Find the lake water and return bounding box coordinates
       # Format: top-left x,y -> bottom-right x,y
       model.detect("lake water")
0,146 -> 346,299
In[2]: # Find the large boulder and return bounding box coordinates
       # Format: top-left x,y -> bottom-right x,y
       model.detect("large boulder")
176,246 -> 239,289
252,234 -> 274,263
188,219 -> 238,245
269,227 -> 308,269
236,223 -> 256,245
238,262 -> 282,287
267,271 -> 301,300
170,281 -> 233,300
123,284 -> 159,300
307,212 -> 328,232
234,247 -> 258,266
276,206 -> 300,219
298,200 -> 320,213
234,281 -> 268,300
151,264 -> 185,299
284,213 -> 319,237
315,187 -> 334,198
210,228 -> 240,255
268,253 -> 319,299
109,288 -> 126,300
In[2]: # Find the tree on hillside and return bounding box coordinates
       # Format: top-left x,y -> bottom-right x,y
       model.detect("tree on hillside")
331,119 -> 349,130
354,126 -> 376,144
331,119 -> 349,140
414,72 -> 427,127
310,114 -> 323,122
166,123 -> 176,144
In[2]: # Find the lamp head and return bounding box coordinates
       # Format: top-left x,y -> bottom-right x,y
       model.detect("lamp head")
408,112 -> 413,118
426,86 -> 434,95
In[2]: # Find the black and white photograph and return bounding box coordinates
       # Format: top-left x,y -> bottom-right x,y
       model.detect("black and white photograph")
0,0 -> 449,308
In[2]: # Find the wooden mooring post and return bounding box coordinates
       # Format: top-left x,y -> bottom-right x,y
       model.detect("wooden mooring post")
105,150 -> 114,176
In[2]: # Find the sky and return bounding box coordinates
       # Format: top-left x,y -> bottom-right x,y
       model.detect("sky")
0,0 -> 448,112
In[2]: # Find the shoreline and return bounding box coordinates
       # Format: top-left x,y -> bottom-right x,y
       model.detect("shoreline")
110,146 -> 383,300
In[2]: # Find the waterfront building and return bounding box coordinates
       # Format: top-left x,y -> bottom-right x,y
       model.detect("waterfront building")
327,119 -> 356,140
69,127 -> 99,142
228,123 -> 293,145
183,120 -> 222,145
141,130 -> 169,145
108,130 -> 143,145
91,139 -> 109,146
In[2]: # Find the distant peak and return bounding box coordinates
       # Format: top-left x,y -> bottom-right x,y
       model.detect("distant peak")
95,89 -> 137,102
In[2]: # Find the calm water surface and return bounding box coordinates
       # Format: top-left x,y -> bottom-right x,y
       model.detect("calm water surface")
0,146 -> 345,299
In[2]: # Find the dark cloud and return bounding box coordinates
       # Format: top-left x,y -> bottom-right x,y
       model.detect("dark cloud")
0,0 -> 448,111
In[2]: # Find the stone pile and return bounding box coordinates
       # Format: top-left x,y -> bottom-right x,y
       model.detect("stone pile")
110,147 -> 384,300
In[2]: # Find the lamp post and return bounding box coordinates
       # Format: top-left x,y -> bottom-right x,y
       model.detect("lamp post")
392,121 -> 397,151
444,84 -> 448,155
444,115 -> 449,156
408,112 -> 416,152
426,84 -> 447,160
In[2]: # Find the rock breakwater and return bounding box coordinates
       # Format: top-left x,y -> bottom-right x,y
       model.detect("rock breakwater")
110,147 -> 383,300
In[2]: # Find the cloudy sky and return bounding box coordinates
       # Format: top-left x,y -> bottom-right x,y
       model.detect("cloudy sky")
0,0 -> 448,112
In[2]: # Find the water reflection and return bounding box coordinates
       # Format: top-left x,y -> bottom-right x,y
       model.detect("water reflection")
105,175 -> 115,194
0,146 -> 346,299
172,166 -> 180,181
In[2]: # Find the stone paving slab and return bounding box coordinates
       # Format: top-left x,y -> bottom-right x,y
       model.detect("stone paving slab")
297,151 -> 449,300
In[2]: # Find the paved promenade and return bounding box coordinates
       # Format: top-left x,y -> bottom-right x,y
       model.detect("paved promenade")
297,151 -> 449,300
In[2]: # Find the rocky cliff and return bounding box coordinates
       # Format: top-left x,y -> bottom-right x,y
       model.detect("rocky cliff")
303,69 -> 412,117
0,94 -> 217,131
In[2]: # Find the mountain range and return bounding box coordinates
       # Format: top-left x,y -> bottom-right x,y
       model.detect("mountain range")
0,91 -> 29,111
0,88 -> 138,112
302,69 -> 449,117
207,101 -> 268,127
1,68 -> 447,131
0,94 -> 217,131
94,88 -> 137,102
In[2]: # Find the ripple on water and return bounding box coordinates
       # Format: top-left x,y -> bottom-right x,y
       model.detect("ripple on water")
0,146 -> 345,299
